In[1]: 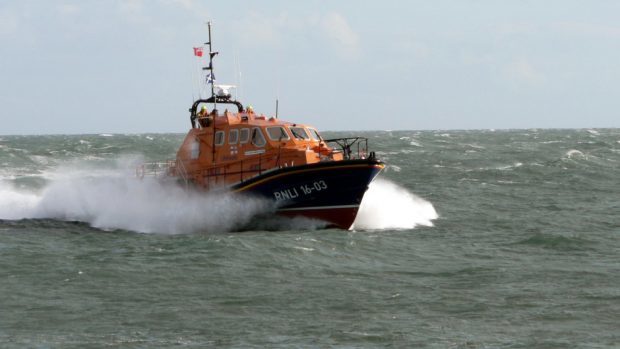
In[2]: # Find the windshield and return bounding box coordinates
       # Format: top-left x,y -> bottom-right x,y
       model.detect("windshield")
266,126 -> 290,141
239,128 -> 249,144
229,129 -> 239,144
308,128 -> 322,141
251,127 -> 266,147
289,126 -> 310,140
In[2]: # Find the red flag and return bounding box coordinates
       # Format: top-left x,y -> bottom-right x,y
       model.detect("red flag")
193,47 -> 203,57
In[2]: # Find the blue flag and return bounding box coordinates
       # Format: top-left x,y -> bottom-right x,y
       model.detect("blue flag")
206,73 -> 215,84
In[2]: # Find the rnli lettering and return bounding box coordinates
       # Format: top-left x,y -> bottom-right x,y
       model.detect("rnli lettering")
273,180 -> 328,201
273,188 -> 299,201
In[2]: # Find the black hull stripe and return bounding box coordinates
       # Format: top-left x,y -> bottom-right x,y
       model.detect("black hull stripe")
278,204 -> 360,211
232,160 -> 384,193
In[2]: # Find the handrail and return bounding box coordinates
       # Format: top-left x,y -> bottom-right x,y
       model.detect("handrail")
189,147 -> 300,184
176,158 -> 190,189
324,137 -> 369,160
137,161 -> 170,179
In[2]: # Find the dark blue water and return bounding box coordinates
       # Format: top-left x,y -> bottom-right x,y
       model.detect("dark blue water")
1,129 -> 618,348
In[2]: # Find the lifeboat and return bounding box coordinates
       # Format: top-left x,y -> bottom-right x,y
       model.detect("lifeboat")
147,23 -> 384,229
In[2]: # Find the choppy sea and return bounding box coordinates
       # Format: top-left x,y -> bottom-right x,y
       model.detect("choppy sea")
0,129 -> 618,348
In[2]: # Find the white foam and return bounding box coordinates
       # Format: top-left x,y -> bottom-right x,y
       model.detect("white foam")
464,143 -> 485,149
565,149 -> 585,159
385,165 -> 402,172
0,167 -> 274,234
0,182 -> 40,220
352,178 -> 438,230
497,162 -> 523,170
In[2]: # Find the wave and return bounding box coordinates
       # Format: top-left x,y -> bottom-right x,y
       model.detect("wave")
352,178 -> 438,230
565,149 -> 586,159
513,233 -> 594,252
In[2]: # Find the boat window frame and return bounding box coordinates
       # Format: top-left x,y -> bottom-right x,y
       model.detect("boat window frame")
190,138 -> 200,159
251,127 -> 266,147
214,130 -> 225,146
308,128 -> 322,141
289,126 -> 310,140
239,128 -> 250,144
266,126 -> 291,141
228,129 -> 239,144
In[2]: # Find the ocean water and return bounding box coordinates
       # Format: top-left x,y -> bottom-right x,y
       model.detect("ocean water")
0,129 -> 618,348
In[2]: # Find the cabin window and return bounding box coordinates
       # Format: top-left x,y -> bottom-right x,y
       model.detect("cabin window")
190,138 -> 200,159
308,128 -> 322,141
214,131 -> 225,146
239,128 -> 250,144
266,126 -> 290,141
251,127 -> 266,147
229,129 -> 239,144
289,126 -> 310,140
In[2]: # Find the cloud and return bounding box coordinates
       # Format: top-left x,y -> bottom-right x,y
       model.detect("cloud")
57,3 -> 80,16
497,21 -> 620,40
504,58 -> 545,85
320,12 -> 359,59
393,38 -> 430,60
0,8 -> 19,37
166,0 -> 194,10
551,21 -> 620,39
117,0 -> 151,24
162,0 -> 209,18
496,22 -> 540,36
230,11 -> 360,60
233,11 -> 282,47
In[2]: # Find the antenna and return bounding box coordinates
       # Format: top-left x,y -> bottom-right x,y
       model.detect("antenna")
275,99 -> 279,118
203,21 -> 218,113
237,55 -> 243,101
202,21 -> 219,163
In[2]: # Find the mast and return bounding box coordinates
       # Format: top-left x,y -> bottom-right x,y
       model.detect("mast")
203,21 -> 218,162
204,22 -> 217,109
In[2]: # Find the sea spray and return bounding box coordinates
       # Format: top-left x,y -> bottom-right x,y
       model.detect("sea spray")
1,161 -> 438,233
0,182 -> 40,220
0,170 -> 275,234
352,178 -> 438,230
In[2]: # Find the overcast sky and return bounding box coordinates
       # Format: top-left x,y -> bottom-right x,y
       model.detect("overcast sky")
1,0 -> 619,135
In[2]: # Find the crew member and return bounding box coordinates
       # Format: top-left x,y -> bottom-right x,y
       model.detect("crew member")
198,105 -> 208,117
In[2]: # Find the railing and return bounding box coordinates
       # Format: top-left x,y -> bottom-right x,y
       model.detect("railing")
191,148 -> 302,187
323,137 -> 370,160
136,161 -> 171,179
175,158 -> 189,188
